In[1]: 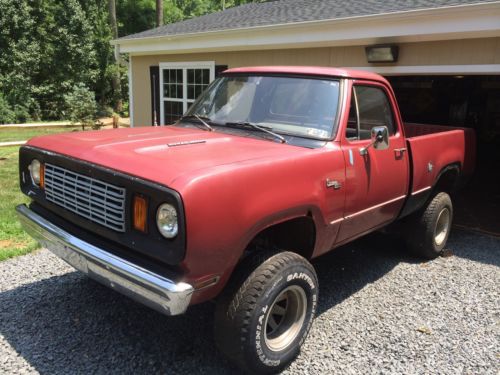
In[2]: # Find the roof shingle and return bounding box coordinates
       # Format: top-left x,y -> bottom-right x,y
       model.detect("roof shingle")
118,0 -> 495,41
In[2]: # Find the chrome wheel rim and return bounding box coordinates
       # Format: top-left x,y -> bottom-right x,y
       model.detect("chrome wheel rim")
264,285 -> 307,352
434,207 -> 451,246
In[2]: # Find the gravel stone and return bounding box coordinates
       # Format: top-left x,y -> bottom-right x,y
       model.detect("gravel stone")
0,230 -> 498,374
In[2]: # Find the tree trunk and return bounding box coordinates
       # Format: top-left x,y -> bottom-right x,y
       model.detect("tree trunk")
108,0 -> 118,38
108,0 -> 122,112
156,0 -> 164,27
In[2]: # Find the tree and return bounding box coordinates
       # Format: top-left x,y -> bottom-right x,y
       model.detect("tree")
0,0 -> 265,124
108,0 -> 122,112
30,0 -> 98,119
0,93 -> 16,124
156,0 -> 164,27
78,0 -> 115,108
108,0 -> 118,38
0,0 -> 41,122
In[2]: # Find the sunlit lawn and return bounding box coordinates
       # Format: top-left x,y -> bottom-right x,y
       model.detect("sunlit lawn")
0,126 -> 81,143
0,127 -> 83,260
0,146 -> 39,261
0,125 -> 117,261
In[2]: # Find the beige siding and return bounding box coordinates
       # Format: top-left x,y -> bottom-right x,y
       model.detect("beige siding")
131,37 -> 500,126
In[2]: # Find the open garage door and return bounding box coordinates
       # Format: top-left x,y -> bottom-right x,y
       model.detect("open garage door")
386,75 -> 500,237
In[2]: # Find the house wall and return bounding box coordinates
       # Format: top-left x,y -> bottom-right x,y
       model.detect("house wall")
130,37 -> 500,126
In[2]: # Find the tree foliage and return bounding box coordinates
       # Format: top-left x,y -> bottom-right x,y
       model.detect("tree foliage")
0,0 -> 264,124
0,0 -> 40,123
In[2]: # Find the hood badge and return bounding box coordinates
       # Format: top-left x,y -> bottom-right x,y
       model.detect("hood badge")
167,140 -> 206,147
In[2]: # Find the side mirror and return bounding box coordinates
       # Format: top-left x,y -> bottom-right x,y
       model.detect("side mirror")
372,126 -> 389,150
360,126 -> 390,155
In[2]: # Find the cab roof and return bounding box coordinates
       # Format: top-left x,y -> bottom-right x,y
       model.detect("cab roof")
224,66 -> 389,85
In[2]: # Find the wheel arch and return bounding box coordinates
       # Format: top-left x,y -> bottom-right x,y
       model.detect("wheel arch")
242,212 -> 318,261
399,162 -> 461,219
432,162 -> 461,195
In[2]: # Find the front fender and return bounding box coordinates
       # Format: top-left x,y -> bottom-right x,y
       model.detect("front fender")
173,150 -> 339,304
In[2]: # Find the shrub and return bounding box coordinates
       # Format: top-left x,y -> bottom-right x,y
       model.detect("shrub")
96,105 -> 114,118
0,93 -> 16,124
12,104 -> 31,124
64,84 -> 97,130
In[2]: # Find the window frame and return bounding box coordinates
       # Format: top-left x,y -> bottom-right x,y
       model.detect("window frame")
159,61 -> 215,125
344,82 -> 399,143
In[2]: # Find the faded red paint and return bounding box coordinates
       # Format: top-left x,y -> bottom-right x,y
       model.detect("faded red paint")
26,67 -> 476,305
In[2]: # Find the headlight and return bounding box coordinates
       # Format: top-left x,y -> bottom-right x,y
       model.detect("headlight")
29,159 -> 42,186
156,203 -> 178,238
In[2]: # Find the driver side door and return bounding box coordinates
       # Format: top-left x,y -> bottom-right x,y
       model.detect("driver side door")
336,81 -> 409,244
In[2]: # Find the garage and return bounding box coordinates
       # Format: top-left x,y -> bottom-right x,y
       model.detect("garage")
387,75 -> 500,236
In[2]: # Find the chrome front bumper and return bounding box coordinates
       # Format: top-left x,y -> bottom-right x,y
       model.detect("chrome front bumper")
16,204 -> 193,316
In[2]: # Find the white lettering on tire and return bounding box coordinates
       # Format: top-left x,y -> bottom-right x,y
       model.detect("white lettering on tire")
287,272 -> 316,289
253,272 -> 317,367
255,303 -> 281,367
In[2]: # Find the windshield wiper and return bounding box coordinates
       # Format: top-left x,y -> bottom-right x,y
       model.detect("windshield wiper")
224,121 -> 286,144
179,114 -> 214,132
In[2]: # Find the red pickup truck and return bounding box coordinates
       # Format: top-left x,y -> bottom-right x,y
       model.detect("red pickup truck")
17,66 -> 475,374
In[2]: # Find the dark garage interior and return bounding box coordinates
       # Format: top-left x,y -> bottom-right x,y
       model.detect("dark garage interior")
387,75 -> 500,236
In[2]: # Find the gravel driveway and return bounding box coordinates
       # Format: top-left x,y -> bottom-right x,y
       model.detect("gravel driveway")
0,230 -> 498,374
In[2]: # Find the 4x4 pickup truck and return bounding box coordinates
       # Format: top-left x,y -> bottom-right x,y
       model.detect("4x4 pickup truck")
17,66 -> 475,374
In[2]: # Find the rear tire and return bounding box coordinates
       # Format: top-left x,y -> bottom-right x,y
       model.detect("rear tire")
406,192 -> 453,259
214,251 -> 318,374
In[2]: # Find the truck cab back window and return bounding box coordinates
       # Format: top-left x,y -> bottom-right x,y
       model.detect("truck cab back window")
347,85 -> 395,140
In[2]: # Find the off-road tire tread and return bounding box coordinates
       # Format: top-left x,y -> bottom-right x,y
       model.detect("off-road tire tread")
407,192 -> 452,259
214,251 -> 316,374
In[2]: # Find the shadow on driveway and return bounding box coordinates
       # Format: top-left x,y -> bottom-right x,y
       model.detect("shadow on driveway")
0,230 -> 497,374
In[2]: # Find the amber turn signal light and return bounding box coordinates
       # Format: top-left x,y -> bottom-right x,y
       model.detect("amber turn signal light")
39,163 -> 45,189
133,195 -> 148,233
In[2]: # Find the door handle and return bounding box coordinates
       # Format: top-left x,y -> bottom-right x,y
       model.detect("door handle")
394,148 -> 407,159
326,179 -> 342,190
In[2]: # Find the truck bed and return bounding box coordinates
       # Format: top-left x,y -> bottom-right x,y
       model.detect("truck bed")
404,123 -> 476,195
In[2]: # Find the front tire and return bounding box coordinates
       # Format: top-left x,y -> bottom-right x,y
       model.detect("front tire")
406,192 -> 453,259
215,251 -> 318,374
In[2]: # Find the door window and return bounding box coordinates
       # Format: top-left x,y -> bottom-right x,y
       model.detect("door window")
347,85 -> 395,140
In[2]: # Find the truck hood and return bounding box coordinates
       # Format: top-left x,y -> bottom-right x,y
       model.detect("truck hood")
27,126 -> 306,189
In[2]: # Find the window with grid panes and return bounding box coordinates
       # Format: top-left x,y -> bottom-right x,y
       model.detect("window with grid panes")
159,62 -> 215,125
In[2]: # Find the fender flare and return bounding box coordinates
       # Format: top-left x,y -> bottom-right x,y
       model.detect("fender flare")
237,204 -> 325,260
399,162 -> 461,219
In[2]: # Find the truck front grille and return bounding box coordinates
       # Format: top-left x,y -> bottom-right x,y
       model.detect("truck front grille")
44,164 -> 126,232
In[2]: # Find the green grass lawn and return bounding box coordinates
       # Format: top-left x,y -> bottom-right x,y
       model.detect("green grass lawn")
0,146 -> 39,261
0,126 -> 101,261
0,126 -> 82,143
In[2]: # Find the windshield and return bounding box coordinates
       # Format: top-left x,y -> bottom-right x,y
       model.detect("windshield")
185,75 -> 341,139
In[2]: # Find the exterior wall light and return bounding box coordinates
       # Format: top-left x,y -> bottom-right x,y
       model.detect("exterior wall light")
365,45 -> 399,63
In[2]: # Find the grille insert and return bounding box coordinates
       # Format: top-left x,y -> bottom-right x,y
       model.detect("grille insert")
44,163 -> 126,232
